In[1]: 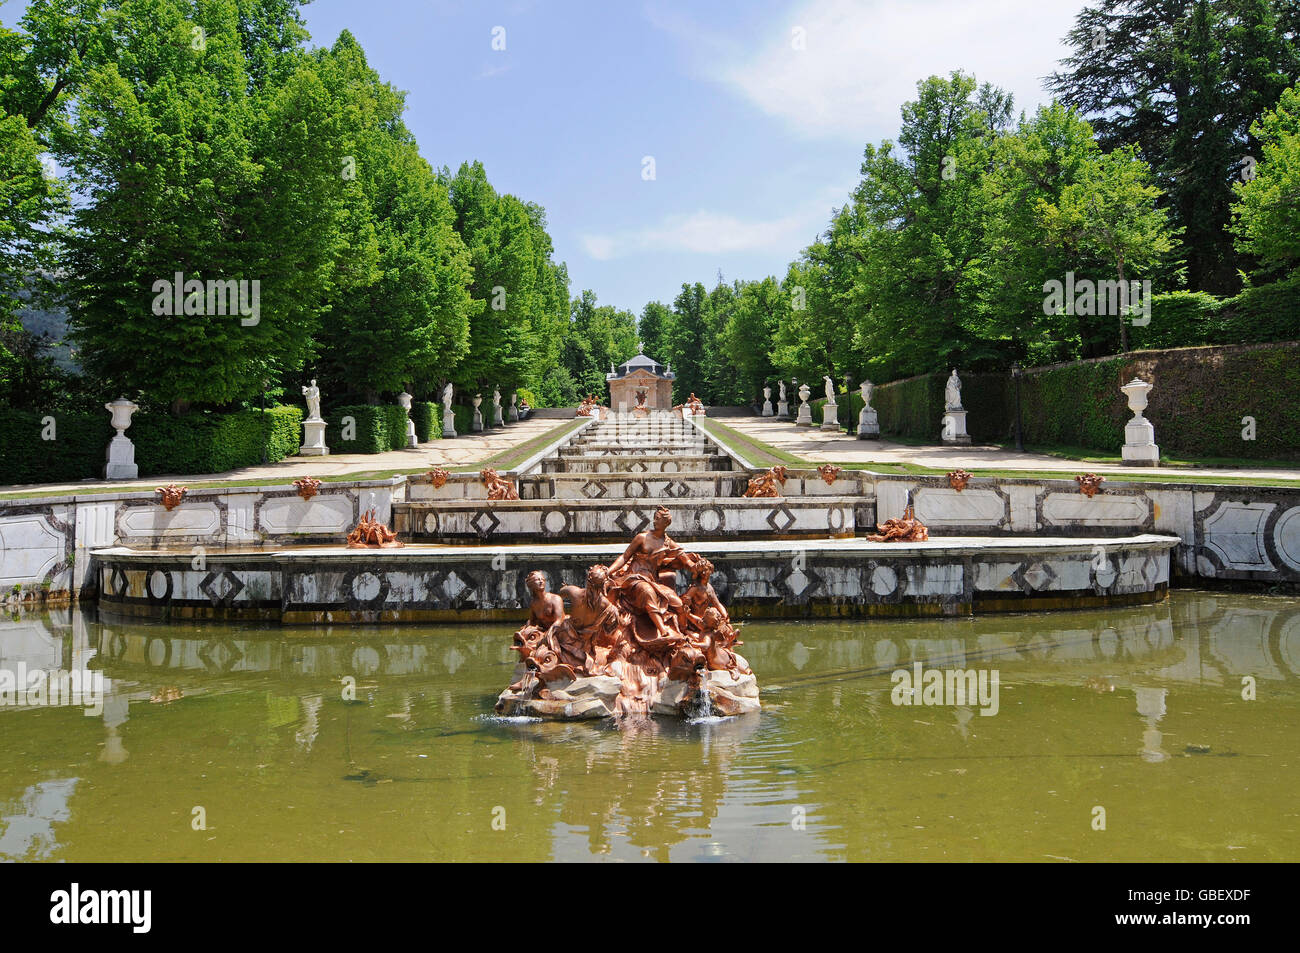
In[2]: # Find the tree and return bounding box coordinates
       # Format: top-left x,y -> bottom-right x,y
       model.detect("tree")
1038,145 -> 1178,352
1233,85 -> 1300,277
310,32 -> 472,403
55,0 -> 348,412
1049,0 -> 1300,294
715,276 -> 784,404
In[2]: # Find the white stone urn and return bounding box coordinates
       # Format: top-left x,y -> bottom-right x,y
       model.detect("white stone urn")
398,391 -> 417,448
795,383 -> 813,426
1120,377 -> 1158,465
106,398 -> 138,436
104,398 -> 140,479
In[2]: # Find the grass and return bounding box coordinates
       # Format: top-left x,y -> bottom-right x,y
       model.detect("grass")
700,418 -> 1300,488
0,419 -> 581,501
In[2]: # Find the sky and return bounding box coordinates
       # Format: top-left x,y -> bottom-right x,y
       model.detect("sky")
3,0 -> 1090,315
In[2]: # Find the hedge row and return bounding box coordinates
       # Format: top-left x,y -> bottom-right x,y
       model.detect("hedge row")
1127,279 -> 1300,352
324,404 -> 409,454
0,412 -> 114,485
859,341 -> 1300,460
411,401 -> 443,442
132,406 -> 304,476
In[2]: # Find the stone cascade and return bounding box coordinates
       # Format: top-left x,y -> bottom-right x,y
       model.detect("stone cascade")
395,411 -> 870,542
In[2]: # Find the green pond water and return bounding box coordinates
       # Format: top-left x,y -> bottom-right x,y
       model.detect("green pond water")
1,591 -> 1297,862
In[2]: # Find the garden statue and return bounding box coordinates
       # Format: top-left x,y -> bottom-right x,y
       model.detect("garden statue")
743,465 -> 788,498
824,375 -> 836,404
441,383 -> 457,438
762,385 -> 773,416
857,379 -> 879,438
302,379 -> 322,420
346,507 -> 402,548
496,505 -> 759,721
492,388 -> 504,427
945,369 -> 963,411
480,467 -> 520,500
867,492 -> 929,542
472,393 -> 484,432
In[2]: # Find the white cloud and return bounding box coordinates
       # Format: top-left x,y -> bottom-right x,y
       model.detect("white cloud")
657,0 -> 1086,141
579,205 -> 831,261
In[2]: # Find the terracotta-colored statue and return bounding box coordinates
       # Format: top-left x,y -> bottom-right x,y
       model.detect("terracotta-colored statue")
427,467 -> 449,488
346,506 -> 403,548
743,465 -> 788,498
947,469 -> 972,492
686,393 -> 704,415
576,394 -> 602,417
155,484 -> 187,511
496,506 -> 759,722
480,467 -> 519,501
817,464 -> 842,485
1076,473 -> 1105,498
294,476 -> 322,501
867,495 -> 929,542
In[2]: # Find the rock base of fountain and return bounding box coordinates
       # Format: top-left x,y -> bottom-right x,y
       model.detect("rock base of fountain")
496,664 -> 759,720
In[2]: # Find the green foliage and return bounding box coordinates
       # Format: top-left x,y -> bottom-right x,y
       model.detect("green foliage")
1129,292 -> 1222,350
1233,85 -> 1300,277
324,404 -> 406,454
561,290 -> 639,397
1215,276 -> 1300,343
132,406 -> 304,476
0,411 -> 112,485
411,401 -> 441,442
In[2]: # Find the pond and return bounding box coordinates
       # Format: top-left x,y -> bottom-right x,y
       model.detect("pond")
1,591 -> 1297,862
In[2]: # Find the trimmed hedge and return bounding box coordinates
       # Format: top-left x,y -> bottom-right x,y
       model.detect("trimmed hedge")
450,403 -> 473,436
325,404 -> 408,454
133,406 -> 304,476
0,412 -> 114,485
412,401 -> 442,442
1215,277 -> 1300,345
864,341 -> 1300,460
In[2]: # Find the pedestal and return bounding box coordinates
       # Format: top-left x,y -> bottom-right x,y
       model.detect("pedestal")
777,400 -> 789,418
405,419 -> 418,448
493,407 -> 504,428
508,404 -> 518,423
443,410 -> 457,439
1122,418 -> 1159,466
298,418 -> 329,456
472,410 -> 483,432
104,435 -> 139,479
795,401 -> 812,426
941,410 -> 971,445
821,402 -> 839,431
762,400 -> 774,417
857,407 -> 880,439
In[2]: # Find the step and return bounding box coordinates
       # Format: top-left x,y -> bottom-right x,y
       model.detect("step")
542,455 -> 732,473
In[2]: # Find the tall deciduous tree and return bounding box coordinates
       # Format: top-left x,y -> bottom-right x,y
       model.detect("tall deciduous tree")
1233,85 -> 1300,276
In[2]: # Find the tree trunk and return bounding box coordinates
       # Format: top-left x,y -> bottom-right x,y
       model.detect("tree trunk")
1117,256 -> 1129,353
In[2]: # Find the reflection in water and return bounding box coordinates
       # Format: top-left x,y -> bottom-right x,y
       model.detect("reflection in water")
0,592 -> 1296,862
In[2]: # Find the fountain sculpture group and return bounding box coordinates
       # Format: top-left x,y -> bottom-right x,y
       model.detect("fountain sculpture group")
495,506 -> 760,722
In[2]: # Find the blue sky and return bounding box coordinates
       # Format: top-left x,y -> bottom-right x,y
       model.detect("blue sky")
4,0 -> 1089,314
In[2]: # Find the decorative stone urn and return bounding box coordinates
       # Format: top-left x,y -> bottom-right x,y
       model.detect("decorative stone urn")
398,391 -> 418,448
1120,377 -> 1159,466
857,380 -> 880,438
104,398 -> 140,480
508,392 -> 519,423
761,386 -> 774,417
795,383 -> 812,426
471,394 -> 484,432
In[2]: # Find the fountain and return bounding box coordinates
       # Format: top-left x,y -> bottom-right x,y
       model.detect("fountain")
495,505 -> 759,721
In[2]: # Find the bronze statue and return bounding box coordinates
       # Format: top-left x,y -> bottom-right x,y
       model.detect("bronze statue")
480,467 -> 520,501
1076,473 -> 1105,498
346,506 -> 403,548
495,506 -> 759,721
817,464 -> 842,485
743,465 -> 788,498
155,484 -> 187,511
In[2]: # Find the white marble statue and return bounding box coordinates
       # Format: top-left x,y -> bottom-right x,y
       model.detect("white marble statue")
441,383 -> 457,438
302,379 -> 322,420
492,387 -> 504,427
945,369 -> 963,411
824,375 -> 836,404
778,380 -> 787,403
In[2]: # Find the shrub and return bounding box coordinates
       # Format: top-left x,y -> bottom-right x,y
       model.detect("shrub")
133,405 -> 304,476
0,411 -> 113,485
412,401 -> 442,442
1215,277 -> 1300,345
1129,291 -> 1221,350
324,404 -> 408,454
